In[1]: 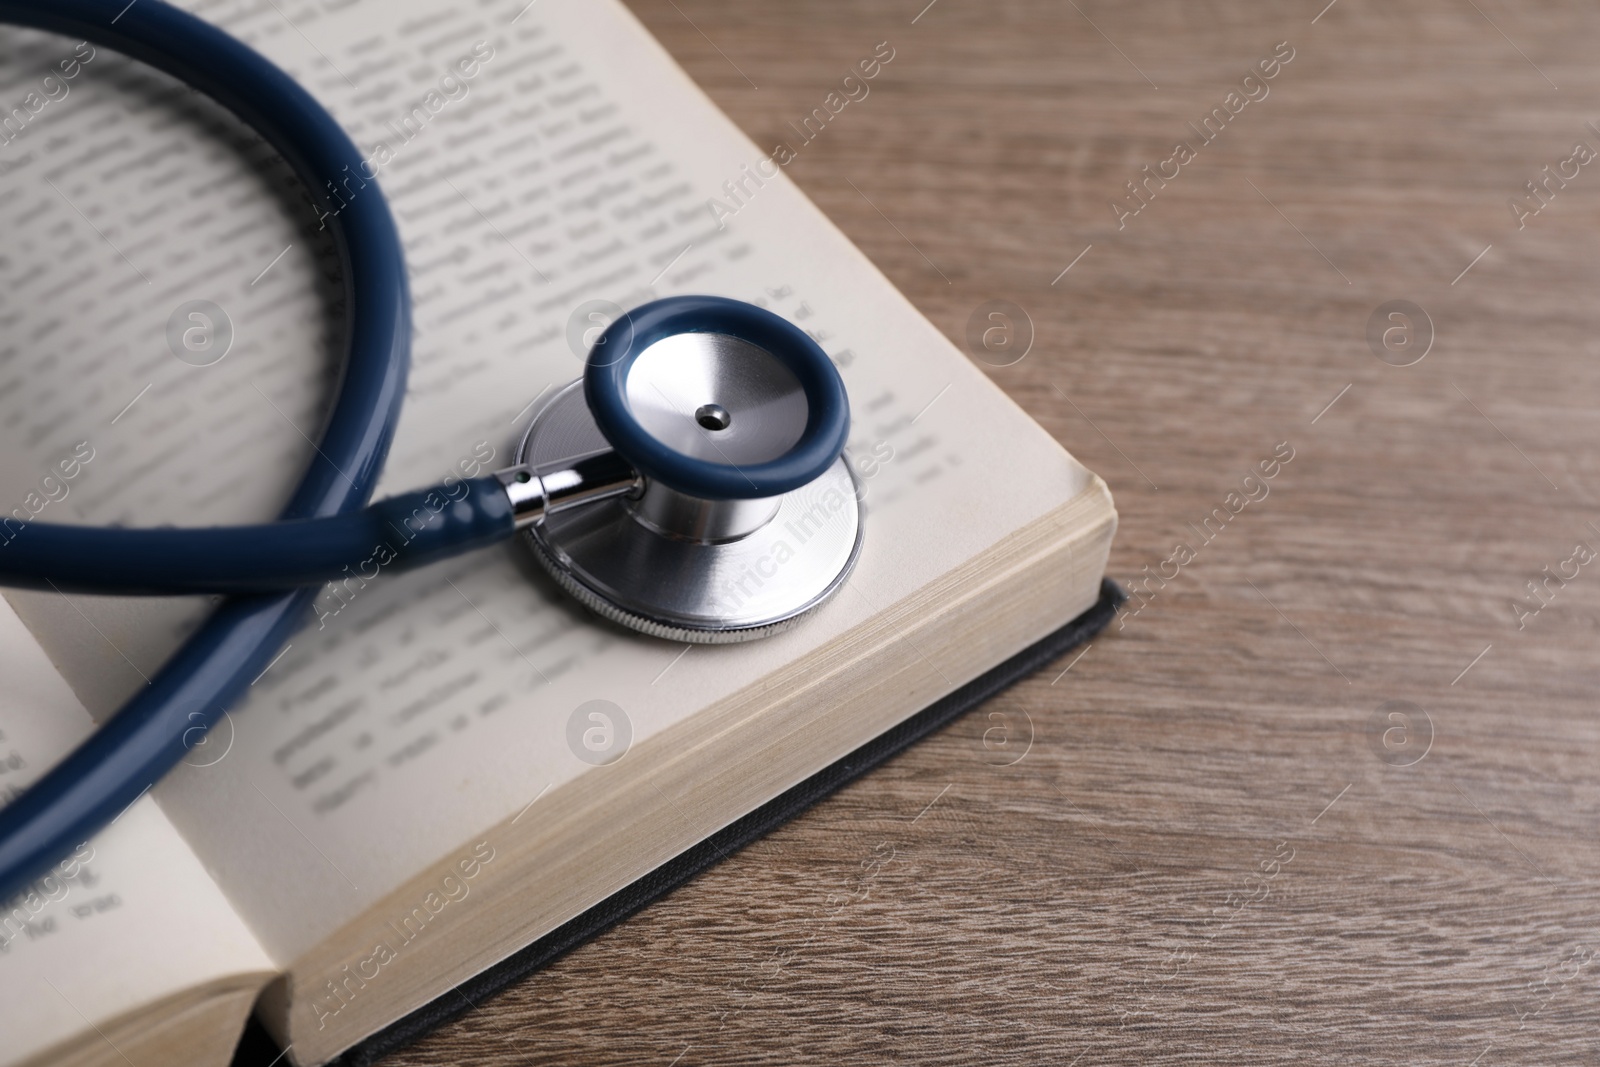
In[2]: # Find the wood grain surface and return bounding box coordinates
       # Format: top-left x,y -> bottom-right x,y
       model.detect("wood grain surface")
389,1 -> 1600,1063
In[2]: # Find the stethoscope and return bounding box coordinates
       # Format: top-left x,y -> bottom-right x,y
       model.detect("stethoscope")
0,1 -> 861,902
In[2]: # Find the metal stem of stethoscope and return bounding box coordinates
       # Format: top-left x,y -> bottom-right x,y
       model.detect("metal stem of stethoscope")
0,0 -> 860,903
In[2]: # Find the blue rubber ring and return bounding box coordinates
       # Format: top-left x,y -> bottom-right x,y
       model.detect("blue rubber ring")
0,0 -> 409,903
583,296 -> 850,500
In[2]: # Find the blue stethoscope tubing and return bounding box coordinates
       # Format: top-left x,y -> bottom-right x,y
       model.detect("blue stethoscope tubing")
0,0 -> 414,904
0,1 -> 853,905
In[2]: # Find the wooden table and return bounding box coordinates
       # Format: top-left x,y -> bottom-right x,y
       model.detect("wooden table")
394,2 -> 1600,1062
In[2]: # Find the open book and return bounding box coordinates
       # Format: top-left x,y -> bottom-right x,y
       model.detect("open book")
0,1 -> 1116,1064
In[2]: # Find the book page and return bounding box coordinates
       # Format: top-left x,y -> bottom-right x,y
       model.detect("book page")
0,0 -> 1095,968
0,598 -> 274,1067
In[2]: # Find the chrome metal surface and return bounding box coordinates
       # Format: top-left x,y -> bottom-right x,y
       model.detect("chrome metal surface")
497,465 -> 548,526
514,381 -> 862,642
496,452 -> 642,531
626,482 -> 781,544
623,332 -> 808,468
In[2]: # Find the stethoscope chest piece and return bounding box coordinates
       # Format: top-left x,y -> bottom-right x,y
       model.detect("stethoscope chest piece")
514,296 -> 863,643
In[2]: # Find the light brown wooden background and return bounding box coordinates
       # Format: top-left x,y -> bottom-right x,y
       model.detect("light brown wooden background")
394,1 -> 1600,1063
